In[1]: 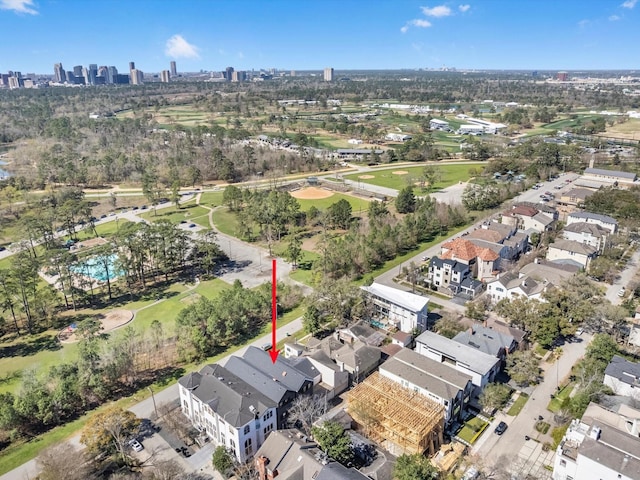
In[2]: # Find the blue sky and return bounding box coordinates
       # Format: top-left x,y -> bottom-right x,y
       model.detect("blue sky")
1,0 -> 638,74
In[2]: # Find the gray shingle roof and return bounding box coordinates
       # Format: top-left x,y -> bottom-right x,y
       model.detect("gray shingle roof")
549,239 -> 597,256
179,364 -> 275,427
605,355 -> 640,386
224,356 -> 290,403
415,331 -> 499,375
453,325 -> 515,357
564,222 -> 608,237
579,424 -> 640,480
568,211 -> 618,225
381,348 -> 471,400
584,168 -> 637,180
241,346 -> 310,392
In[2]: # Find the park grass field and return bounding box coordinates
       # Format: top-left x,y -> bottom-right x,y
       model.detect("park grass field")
294,192 -> 372,213
198,190 -> 225,207
343,163 -> 476,191
139,203 -> 211,228
600,117 -> 640,138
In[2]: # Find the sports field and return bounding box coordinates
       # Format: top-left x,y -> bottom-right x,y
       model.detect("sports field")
343,163 -> 478,191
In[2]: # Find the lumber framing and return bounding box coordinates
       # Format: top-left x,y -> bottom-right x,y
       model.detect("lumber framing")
348,372 -> 445,455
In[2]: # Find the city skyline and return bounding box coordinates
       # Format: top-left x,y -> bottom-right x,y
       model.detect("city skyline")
0,0 -> 639,74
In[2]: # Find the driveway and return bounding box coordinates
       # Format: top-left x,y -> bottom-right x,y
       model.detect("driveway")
472,333 -> 592,477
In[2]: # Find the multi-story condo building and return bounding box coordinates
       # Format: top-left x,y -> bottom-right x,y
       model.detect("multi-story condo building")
323,67 -> 334,81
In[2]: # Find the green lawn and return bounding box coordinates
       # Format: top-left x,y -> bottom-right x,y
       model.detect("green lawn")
548,384 -> 574,413
507,393 -> 529,416
289,250 -> 321,286
199,191 -> 225,207
343,163 -> 477,191
457,416 -> 489,444
140,204 -> 211,229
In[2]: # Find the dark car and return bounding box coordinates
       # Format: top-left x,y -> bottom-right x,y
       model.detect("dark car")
495,421 -> 508,435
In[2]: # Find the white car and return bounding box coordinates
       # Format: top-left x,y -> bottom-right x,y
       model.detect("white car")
129,439 -> 144,452
617,287 -> 626,297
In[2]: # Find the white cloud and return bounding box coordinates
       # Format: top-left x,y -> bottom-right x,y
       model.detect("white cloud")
237,51 -> 244,59
622,0 -> 637,8
421,5 -> 452,17
401,18 -> 433,32
458,4 -> 471,12
609,14 -> 621,20
165,34 -> 200,59
0,0 -> 38,15
578,19 -> 590,28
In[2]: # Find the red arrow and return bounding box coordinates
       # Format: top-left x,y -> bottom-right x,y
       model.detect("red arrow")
269,259 -> 280,364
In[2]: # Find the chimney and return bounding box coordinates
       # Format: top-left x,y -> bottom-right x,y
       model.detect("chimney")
588,425 -> 601,441
256,456 -> 269,480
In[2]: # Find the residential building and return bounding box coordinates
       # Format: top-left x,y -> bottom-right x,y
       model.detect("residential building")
333,342 -> 381,382
178,364 -> 278,463
547,239 -> 598,269
415,330 -> 500,387
502,204 -> 555,233
335,148 -> 384,160
486,271 -> 548,303
567,211 -> 618,234
160,70 -> 170,83
440,237 -> 500,280
360,282 -> 429,332
178,347 -> 314,463
323,67 -> 334,82
170,60 -> 177,76
552,402 -> 640,480
427,257 -> 471,292
385,133 -> 412,142
379,348 -> 473,426
603,355 -> 640,400
518,259 -> 579,286
337,322 -> 385,346
254,430 -> 370,480
452,324 -> 517,365
563,222 -> 609,253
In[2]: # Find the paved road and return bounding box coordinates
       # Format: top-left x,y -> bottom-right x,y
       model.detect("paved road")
472,333 -> 592,475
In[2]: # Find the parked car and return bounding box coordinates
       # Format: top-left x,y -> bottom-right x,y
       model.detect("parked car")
261,343 -> 272,351
495,421 -> 508,435
617,287 -> 626,297
129,439 -> 143,452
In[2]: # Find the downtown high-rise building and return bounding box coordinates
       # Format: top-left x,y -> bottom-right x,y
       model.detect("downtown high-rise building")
130,68 -> 144,85
53,63 -> 66,83
170,61 -> 177,76
160,70 -> 170,83
225,66 -> 234,81
107,66 -> 118,84
323,67 -> 334,82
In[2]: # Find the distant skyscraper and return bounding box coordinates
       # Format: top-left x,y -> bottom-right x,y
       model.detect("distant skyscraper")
130,69 -> 144,85
161,70 -> 170,83
107,66 -> 118,84
225,66 -> 234,81
231,71 -> 246,82
54,63 -> 66,83
290,70 -> 296,77
557,71 -> 568,81
170,61 -> 177,76
73,65 -> 83,77
129,61 -> 135,71
323,67 -> 334,82
87,64 -> 98,85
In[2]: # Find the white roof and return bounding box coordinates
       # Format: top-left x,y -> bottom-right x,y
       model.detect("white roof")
361,283 -> 429,313
430,119 -> 449,125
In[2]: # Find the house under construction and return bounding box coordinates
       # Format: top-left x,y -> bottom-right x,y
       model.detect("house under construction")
348,372 -> 445,456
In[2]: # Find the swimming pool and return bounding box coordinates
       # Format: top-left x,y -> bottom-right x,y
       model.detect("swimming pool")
72,254 -> 124,281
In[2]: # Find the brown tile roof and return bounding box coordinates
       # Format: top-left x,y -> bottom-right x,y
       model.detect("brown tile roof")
442,238 -> 499,262
504,205 -> 538,217
468,229 -> 505,243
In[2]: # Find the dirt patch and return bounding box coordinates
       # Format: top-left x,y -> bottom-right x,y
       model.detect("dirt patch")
392,170 -> 409,175
59,309 -> 133,343
291,187 -> 335,200
75,237 -> 109,249
358,175 -> 375,179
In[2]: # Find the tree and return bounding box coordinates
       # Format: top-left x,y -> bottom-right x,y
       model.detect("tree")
393,453 -> 439,480
506,350 -> 540,387
434,312 -> 466,339
286,394 -> 327,435
303,304 -> 323,336
37,443 -> 90,480
311,421 -> 354,466
327,199 -> 352,229
479,383 -> 513,413
396,186 -> 416,214
80,405 -> 141,464
285,234 -> 302,268
212,446 -> 234,475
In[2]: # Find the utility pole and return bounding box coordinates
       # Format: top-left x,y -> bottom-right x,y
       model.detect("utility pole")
148,386 -> 158,420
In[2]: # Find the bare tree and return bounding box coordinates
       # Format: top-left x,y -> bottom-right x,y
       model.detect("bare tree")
143,460 -> 185,480
37,443 -> 93,480
286,394 -> 328,435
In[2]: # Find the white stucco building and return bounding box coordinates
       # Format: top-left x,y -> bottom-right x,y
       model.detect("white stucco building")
360,282 -> 429,333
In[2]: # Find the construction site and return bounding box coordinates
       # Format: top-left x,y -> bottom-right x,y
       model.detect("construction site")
347,372 -> 445,457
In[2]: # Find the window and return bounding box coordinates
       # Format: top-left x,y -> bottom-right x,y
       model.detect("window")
263,424 -> 273,435
560,459 -> 566,467
262,410 -> 273,422
244,425 -> 250,434
244,438 -> 253,457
